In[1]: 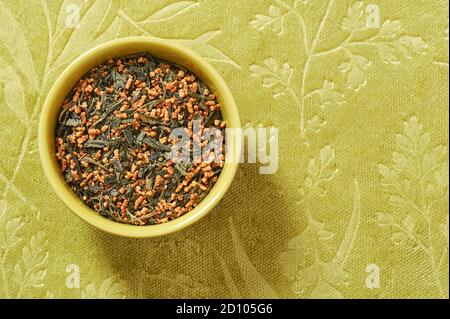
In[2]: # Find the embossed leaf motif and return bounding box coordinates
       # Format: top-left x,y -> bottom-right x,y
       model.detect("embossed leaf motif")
168,274 -> 210,298
376,212 -> 396,226
287,214 -> 334,253
340,54 -> 371,91
55,0 -> 121,66
13,263 -> 22,284
250,5 -> 284,34
291,260 -> 347,298
250,1 -> 429,145
279,213 -> 334,293
0,1 -> 37,88
81,284 -> 97,299
379,116 -> 448,202
440,216 -> 449,244
290,264 -> 317,294
142,1 -> 198,22
93,0 -> 115,38
319,261 -> 348,289
54,0 -> 113,44
378,20 -> 402,40
250,58 -> 293,97
372,21 -> 427,64
97,278 -> 125,298
175,31 -> 240,69
118,7 -> 240,69
283,180 -> 360,298
218,255 -> 241,298
309,278 -> 343,299
22,232 -> 48,271
13,232 -> 48,295
376,43 -> 401,65
313,80 -> 345,108
403,215 -> 414,234
0,200 -> 5,218
229,218 -> 278,298
4,218 -> 23,249
397,36 -> 428,56
378,117 -> 448,297
334,179 -> 361,265
341,1 -> 367,31
81,278 -> 126,299
280,214 -> 348,298
1,218 -> 48,298
390,232 -> 408,245
388,195 -> 408,207
306,116 -> 326,134
381,118 -> 433,188
0,60 -> 28,125
145,270 -> 211,298
394,216 -> 414,246
426,164 -> 449,198
301,145 -> 338,199
376,213 -> 416,247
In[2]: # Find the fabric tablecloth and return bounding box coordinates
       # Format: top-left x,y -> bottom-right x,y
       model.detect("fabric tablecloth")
0,0 -> 448,298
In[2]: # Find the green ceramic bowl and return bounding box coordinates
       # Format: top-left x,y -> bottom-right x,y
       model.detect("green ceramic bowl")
39,37 -> 241,238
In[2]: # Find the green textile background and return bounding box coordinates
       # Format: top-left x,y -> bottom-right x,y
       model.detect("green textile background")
0,0 -> 448,298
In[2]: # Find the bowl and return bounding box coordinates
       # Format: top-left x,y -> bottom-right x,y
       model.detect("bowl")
39,37 -> 241,238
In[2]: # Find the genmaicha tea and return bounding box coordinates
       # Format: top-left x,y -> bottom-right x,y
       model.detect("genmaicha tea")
55,53 -> 226,225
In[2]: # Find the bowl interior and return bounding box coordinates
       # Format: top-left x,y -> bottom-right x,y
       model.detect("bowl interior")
39,37 -> 241,238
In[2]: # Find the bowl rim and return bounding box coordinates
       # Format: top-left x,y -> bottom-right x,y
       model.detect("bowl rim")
39,37 -> 241,238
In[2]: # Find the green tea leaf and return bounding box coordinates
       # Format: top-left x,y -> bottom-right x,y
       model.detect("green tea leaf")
142,137 -> 171,152
84,140 -> 107,149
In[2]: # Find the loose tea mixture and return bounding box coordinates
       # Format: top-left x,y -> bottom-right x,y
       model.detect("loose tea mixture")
55,53 -> 226,225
